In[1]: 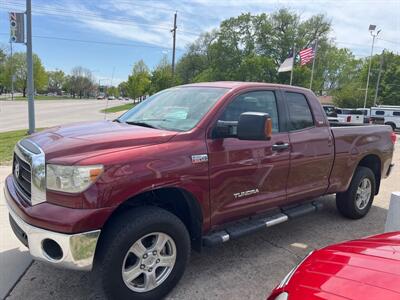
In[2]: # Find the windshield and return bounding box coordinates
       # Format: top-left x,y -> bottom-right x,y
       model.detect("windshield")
118,87 -> 229,131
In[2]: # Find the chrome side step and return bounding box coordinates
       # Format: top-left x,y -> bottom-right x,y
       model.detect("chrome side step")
202,201 -> 322,247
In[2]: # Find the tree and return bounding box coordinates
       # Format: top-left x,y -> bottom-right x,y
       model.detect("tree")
149,55 -> 174,94
0,47 -> 7,94
381,60 -> 400,105
118,81 -> 128,97
107,86 -> 120,97
174,9 -> 332,88
3,52 -> 47,97
127,60 -> 151,98
65,66 -> 96,98
47,69 -> 65,95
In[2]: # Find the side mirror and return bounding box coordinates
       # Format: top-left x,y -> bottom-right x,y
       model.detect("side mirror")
237,112 -> 272,140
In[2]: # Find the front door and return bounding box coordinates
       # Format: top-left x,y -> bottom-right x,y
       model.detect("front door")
207,90 -> 290,227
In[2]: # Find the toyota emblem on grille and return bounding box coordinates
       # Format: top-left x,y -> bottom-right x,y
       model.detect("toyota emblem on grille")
14,162 -> 20,178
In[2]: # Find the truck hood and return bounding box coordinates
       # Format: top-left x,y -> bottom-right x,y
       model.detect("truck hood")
27,121 -> 177,162
287,232 -> 400,299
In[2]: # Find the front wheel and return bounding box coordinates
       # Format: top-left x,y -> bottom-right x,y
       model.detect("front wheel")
336,166 -> 376,219
95,207 -> 190,300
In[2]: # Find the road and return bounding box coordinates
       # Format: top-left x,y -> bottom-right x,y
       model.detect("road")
0,100 -> 127,132
1,137 -> 398,300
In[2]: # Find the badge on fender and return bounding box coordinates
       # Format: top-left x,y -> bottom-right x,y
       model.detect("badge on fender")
191,154 -> 208,164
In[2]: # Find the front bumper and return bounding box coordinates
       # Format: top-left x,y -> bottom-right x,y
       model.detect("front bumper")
6,198 -> 100,271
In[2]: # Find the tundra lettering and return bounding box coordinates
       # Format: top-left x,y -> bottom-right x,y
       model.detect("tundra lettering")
233,189 -> 260,199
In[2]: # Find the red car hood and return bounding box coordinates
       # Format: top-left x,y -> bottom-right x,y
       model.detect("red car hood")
26,121 -> 177,163
286,232 -> 400,300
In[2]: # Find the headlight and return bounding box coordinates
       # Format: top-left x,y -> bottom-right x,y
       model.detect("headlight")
46,164 -> 103,193
274,292 -> 289,300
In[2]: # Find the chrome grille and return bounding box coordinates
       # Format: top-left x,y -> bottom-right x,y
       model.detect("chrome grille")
13,152 -> 32,204
13,139 -> 46,206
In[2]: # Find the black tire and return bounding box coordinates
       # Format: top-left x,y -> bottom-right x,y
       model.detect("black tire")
385,122 -> 396,131
95,207 -> 190,300
336,166 -> 376,219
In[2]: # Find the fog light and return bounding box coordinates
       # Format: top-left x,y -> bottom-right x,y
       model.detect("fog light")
42,238 -> 63,261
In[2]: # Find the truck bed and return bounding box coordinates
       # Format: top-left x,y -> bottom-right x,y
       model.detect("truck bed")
326,124 -> 394,194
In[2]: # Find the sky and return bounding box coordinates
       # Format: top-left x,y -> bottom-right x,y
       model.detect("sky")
1,0 -> 399,85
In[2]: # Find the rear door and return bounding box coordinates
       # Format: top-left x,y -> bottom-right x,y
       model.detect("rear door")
207,89 -> 290,226
284,91 -> 334,203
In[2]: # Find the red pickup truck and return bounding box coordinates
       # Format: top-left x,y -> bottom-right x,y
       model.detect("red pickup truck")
5,82 -> 394,299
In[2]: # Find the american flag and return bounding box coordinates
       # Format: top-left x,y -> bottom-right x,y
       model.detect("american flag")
299,44 -> 315,66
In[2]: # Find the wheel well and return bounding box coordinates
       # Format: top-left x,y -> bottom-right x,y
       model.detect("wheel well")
103,188 -> 203,251
358,154 -> 381,194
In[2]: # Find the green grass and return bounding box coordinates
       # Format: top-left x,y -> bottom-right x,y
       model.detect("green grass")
101,103 -> 135,113
13,95 -> 73,100
0,129 -> 44,165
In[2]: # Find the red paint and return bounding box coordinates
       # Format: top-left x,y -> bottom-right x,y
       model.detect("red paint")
391,131 -> 397,144
4,82 -> 394,235
268,232 -> 400,300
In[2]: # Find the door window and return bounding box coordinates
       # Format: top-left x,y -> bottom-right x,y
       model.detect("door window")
220,91 -> 279,132
286,92 -> 314,131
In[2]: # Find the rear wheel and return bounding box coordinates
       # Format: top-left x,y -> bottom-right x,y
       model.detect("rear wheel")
385,122 -> 396,131
96,207 -> 190,300
336,166 -> 376,219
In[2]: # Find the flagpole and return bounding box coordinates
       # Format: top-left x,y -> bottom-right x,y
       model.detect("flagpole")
290,43 -> 295,85
309,38 -> 318,90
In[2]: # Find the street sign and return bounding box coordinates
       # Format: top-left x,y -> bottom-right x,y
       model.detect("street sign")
9,12 -> 25,43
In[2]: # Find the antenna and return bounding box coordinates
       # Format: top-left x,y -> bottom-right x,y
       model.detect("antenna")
104,67 -> 116,120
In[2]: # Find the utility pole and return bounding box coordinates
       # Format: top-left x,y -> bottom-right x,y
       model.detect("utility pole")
171,12 -> 177,77
290,43 -> 295,86
309,38 -> 318,90
373,50 -> 384,107
26,0 -> 35,134
363,25 -> 380,109
10,41 -> 14,101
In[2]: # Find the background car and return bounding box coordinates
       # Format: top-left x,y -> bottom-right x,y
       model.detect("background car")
336,108 -> 364,124
267,231 -> 400,300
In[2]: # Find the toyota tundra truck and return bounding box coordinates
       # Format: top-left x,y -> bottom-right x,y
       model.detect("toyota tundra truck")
4,82 -> 395,300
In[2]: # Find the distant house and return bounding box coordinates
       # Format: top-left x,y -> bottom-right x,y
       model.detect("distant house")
318,95 -> 333,104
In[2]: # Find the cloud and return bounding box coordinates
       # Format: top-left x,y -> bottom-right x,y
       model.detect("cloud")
9,0 -> 399,55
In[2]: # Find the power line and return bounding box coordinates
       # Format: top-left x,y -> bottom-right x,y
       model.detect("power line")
0,32 -> 183,51
0,1 -> 204,35
0,3 -> 174,31
377,37 -> 400,45
7,0 -> 220,19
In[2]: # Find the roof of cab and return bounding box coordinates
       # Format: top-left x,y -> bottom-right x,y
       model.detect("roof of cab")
181,81 -> 312,92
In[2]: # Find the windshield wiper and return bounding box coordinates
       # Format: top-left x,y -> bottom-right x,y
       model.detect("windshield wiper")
132,118 -> 170,122
125,121 -> 158,129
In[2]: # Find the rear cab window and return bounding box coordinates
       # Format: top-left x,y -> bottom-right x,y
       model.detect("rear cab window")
285,92 -> 314,131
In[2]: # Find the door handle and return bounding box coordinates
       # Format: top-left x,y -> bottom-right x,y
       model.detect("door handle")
272,143 -> 290,151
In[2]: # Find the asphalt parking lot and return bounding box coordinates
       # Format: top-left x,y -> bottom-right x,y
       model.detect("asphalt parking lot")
0,99 -> 127,132
0,136 -> 398,299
